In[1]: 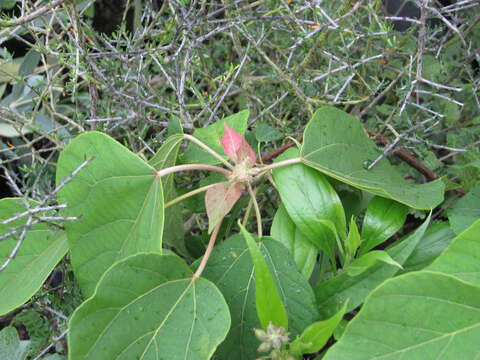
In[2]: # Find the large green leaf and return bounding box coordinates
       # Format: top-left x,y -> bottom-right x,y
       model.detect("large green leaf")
271,204 -> 317,279
323,271 -> 480,360
301,106 -> 444,210
447,185 -> 480,235
323,221 -> 480,359
181,110 -> 249,165
68,253 -> 230,360
428,220 -> 480,286
315,214 -> 430,318
56,131 -> 163,297
403,222 -> 454,272
197,235 -> 319,360
273,147 -> 346,261
0,198 -> 68,316
0,327 -> 30,360
240,225 -> 288,329
359,196 -> 409,255
148,134 -> 187,256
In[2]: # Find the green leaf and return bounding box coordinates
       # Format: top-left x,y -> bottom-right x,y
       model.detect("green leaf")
68,253 -> 230,360
346,250 -> 403,276
196,235 -> 319,360
428,220 -> 480,286
273,147 -> 346,261
403,222 -> 454,272
19,49 -> 40,77
271,204 -> 317,279
0,327 -> 30,360
255,123 -> 283,142
240,224 -> 288,330
148,134 -> 187,255
0,0 -> 16,9
359,196 -> 409,255
182,110 -> 249,165
56,132 -> 163,297
290,301 -> 347,356
447,185 -> 480,235
345,217 -> 361,261
323,271 -> 480,360
301,106 -> 444,210
0,198 -> 68,316
315,214 -> 430,318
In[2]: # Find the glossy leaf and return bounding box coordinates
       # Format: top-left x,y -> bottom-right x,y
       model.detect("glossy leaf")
403,222 -> 454,272
182,110 -> 249,165
359,196 -> 409,255
315,214 -> 430,318
290,301 -> 347,356
196,235 -> 319,360
428,219 -> 480,286
0,327 -> 30,360
323,271 -> 480,360
56,131 -> 163,297
205,182 -> 243,233
68,253 -> 230,360
221,125 -> 256,164
0,198 -> 68,316
273,147 -> 346,261
345,217 -> 361,262
148,134 -> 187,255
240,224 -> 288,330
271,204 -> 317,279
301,106 -> 444,210
447,185 -> 480,235
346,250 -> 402,276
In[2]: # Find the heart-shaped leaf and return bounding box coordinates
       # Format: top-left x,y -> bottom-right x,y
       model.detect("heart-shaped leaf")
68,253 -> 230,360
0,198 -> 68,316
301,106 -> 444,210
221,125 -> 256,164
205,182 -> 243,233
56,131 -> 164,297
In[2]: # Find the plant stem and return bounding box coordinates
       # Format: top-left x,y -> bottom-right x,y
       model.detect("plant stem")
247,184 -> 262,238
254,157 -> 303,177
183,134 -> 234,170
164,183 -> 218,209
156,164 -> 231,178
193,222 -> 222,280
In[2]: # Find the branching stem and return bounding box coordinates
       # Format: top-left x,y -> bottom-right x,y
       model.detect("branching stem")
254,157 -> 303,178
156,164 -> 231,178
183,134 -> 234,170
164,183 -> 219,209
193,221 -> 222,280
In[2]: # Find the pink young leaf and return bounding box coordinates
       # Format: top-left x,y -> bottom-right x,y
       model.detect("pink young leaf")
205,182 -> 243,233
221,125 -> 257,165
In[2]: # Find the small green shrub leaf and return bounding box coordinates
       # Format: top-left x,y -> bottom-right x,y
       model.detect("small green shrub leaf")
323,271 -> 480,360
0,198 -> 68,316
255,123 -> 283,142
273,147 -> 346,261
447,185 -> 480,235
271,204 -> 317,279
68,253 -> 230,360
240,224 -> 288,330
345,217 -> 361,261
315,214 -> 430,318
56,131 -> 164,297
290,301 -> 347,356
346,250 -> 402,276
301,106 -> 444,210
359,196 -> 409,255
196,234 -> 319,360
182,110 -> 249,165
